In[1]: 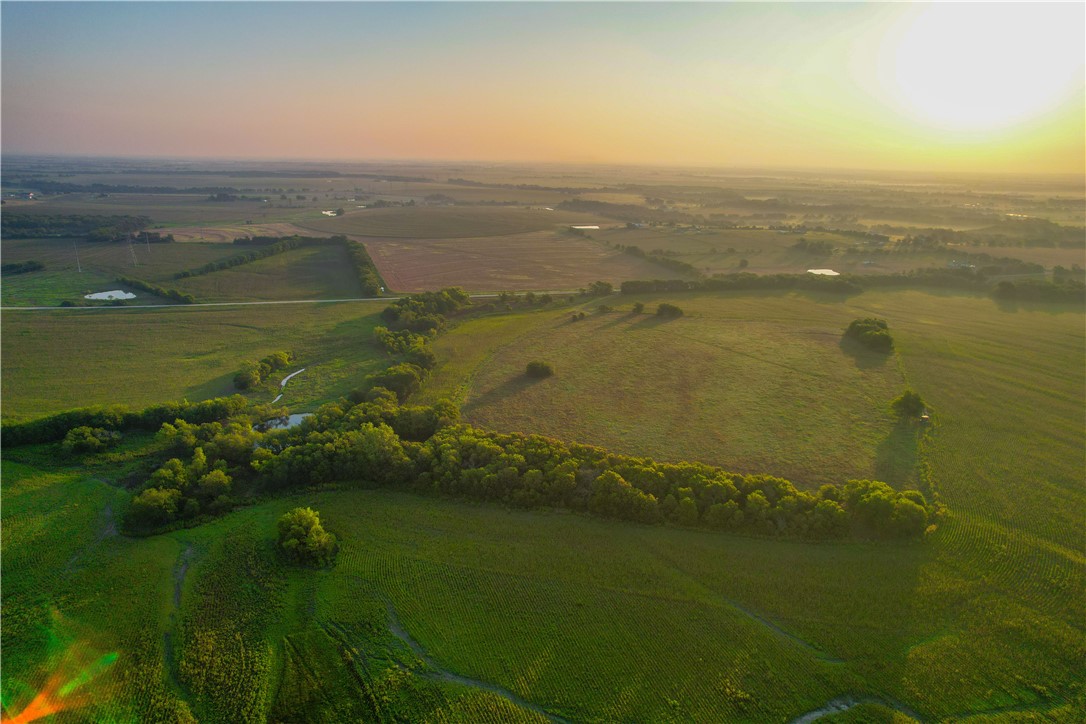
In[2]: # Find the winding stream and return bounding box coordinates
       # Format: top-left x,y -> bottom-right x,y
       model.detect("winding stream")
272,367 -> 307,404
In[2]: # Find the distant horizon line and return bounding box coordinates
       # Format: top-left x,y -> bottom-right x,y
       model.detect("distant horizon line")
2,151 -> 1083,181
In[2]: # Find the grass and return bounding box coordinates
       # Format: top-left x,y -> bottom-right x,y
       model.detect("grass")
293,205 -> 607,239
444,292 -> 908,488
0,238 -> 250,307
1,274 -> 1082,720
0,302 -> 390,422
169,243 -> 365,303
5,193 -> 317,226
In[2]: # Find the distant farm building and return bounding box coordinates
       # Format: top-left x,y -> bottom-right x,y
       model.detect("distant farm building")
806,269 -> 840,276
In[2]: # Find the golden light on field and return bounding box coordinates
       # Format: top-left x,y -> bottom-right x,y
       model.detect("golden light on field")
877,3 -> 1084,132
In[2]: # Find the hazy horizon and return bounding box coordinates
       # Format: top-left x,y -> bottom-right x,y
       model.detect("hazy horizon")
3,2 -> 1084,174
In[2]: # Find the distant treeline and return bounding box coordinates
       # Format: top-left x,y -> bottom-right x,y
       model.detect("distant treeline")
557,198 -> 695,224
173,234 -> 385,296
117,276 -> 195,304
446,178 -> 589,194
622,245 -> 701,277
7,180 -> 248,195
1,213 -> 153,240
619,270 -> 1085,302
1,260 -> 44,275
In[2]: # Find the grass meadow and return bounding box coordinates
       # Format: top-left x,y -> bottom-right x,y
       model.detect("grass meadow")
169,244 -> 366,303
1,238 -> 247,306
0,302 -> 389,422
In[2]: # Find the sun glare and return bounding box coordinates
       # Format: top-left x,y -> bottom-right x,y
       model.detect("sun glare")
881,3 -> 1083,132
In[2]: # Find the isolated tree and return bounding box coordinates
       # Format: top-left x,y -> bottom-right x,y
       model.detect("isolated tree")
656,303 -> 684,318
632,302 -> 645,314
526,361 -> 554,378
277,507 -> 337,566
890,390 -> 926,418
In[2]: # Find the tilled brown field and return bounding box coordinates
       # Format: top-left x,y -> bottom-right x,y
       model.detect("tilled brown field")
363,231 -> 680,292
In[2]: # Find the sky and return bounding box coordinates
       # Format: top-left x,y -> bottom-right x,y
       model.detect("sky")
2,1 -> 1083,174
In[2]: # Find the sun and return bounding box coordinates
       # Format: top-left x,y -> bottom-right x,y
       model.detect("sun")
879,3 -> 1083,133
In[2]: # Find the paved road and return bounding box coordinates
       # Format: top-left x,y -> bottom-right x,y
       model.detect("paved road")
0,291 -> 583,312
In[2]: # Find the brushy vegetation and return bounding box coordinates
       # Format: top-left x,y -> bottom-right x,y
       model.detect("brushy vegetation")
1,260 -> 44,275
234,350 -> 294,390
116,275 -> 195,304
844,317 -> 893,352
277,507 -> 338,566
525,360 -> 554,378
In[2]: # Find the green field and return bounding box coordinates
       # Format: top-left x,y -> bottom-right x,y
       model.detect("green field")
0,302 -> 389,422
0,238 -> 249,307
169,244 -> 366,303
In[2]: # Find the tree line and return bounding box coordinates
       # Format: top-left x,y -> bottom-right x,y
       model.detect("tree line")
116,276 -> 195,304
1,260 -> 44,275
1,213 -> 152,239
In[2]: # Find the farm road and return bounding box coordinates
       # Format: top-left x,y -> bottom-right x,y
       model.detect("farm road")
0,291 -> 582,312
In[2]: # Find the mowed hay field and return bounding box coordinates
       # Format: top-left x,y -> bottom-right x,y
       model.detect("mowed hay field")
446,293 -> 909,488
0,302 -> 388,421
0,238 -> 249,307
169,243 -> 365,303
293,205 -> 609,238
366,231 -> 678,293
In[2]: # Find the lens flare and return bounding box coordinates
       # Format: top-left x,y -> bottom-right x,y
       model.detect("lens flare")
1,610 -> 119,723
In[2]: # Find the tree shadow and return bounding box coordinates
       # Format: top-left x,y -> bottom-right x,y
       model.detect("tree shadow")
875,418 -> 920,488
463,374 -> 544,413
838,337 -> 891,369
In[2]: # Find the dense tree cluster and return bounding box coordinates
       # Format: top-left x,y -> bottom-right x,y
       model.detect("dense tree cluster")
234,351 -> 294,390
656,303 -> 684,318
379,287 -> 471,332
1,260 -> 44,275
844,318 -> 893,353
0,213 -> 151,239
116,276 -> 195,304
62,426 -> 121,455
993,278 -> 1085,303
620,273 -> 861,296
277,508 -> 337,566
623,245 -> 701,277
792,238 -> 834,255
0,395 -> 256,447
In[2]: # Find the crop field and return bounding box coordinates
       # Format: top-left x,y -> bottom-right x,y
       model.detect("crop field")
292,205 -> 609,239
0,301 -> 388,422
365,230 -> 674,293
0,238 -> 248,306
150,222 -> 314,243
169,244 -> 366,303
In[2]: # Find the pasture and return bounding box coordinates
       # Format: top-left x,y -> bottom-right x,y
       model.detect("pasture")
365,230 -> 674,293
169,243 -> 366,303
3,193 -> 315,227
0,237 -> 247,306
0,302 -> 388,422
449,292 -> 908,488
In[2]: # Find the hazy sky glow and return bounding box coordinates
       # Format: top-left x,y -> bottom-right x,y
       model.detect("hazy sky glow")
3,1 -> 1083,173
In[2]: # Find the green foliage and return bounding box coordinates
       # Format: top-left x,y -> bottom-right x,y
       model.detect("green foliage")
845,318 -> 894,353
0,213 -> 151,239
656,302 -> 684,318
234,351 -> 294,389
525,361 -> 554,379
890,390 -> 926,418
116,276 -> 195,304
366,362 -> 426,403
277,507 -> 338,566
1,260 -> 45,275
632,301 -> 645,313
61,425 -> 121,455
585,280 -> 614,296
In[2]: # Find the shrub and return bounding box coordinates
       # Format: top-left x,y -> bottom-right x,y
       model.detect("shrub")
890,390 -> 926,418
844,318 -> 893,352
277,507 -> 337,566
526,361 -> 554,379
632,302 -> 645,314
62,426 -> 121,455
656,303 -> 684,318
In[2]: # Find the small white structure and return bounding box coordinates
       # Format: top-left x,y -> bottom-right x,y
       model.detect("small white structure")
571,225 -> 600,230
84,290 -> 136,300
806,269 -> 840,276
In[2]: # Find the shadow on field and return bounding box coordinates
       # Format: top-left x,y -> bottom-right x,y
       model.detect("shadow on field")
875,419 -> 920,488
838,337 -> 891,369
464,374 -> 545,412
185,371 -> 238,403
